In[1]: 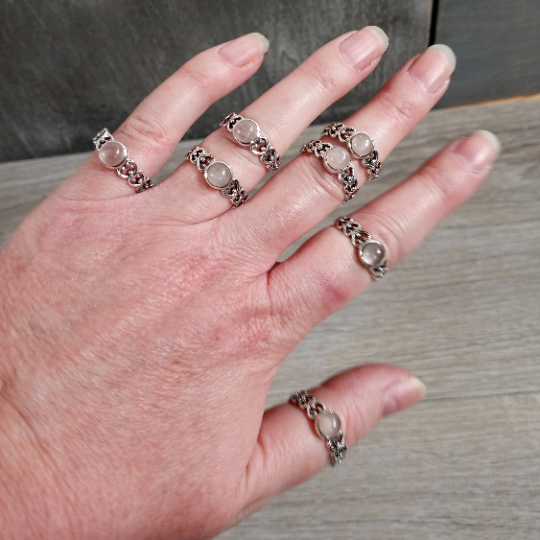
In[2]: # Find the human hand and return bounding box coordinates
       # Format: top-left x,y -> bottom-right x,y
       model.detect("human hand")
0,28 -> 499,539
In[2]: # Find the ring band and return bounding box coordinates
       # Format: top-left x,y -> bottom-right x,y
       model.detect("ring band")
322,123 -> 382,182
185,146 -> 248,207
289,390 -> 347,467
221,112 -> 281,171
335,216 -> 388,281
93,128 -> 153,192
300,140 -> 359,203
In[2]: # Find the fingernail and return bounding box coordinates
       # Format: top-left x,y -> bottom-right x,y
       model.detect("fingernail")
383,377 -> 426,416
218,32 -> 270,68
339,26 -> 389,71
407,44 -> 456,93
454,130 -> 501,174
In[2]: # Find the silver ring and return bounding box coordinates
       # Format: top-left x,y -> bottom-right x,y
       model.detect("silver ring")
289,390 -> 346,467
185,146 -> 248,207
93,129 -> 153,192
299,140 -> 359,203
221,112 -> 281,171
322,123 -> 382,182
335,216 -> 388,281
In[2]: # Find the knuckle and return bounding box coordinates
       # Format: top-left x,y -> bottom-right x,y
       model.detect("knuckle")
417,162 -> 462,211
303,60 -> 341,95
176,61 -> 217,99
118,112 -> 170,149
377,88 -> 417,129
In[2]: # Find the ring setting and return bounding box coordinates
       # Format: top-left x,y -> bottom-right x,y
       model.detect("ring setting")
335,216 -> 388,281
322,123 -> 382,181
289,390 -> 347,467
93,128 -> 153,192
300,139 -> 359,202
186,146 -> 248,207
221,112 -> 281,171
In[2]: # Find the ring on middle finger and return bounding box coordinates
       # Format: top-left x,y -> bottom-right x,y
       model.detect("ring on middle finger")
322,123 -> 382,182
300,140 -> 359,203
221,112 -> 281,171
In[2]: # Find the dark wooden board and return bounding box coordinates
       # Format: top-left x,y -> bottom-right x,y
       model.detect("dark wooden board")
0,0 -> 431,162
435,0 -> 540,108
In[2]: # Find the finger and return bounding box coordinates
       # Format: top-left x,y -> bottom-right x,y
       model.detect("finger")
60,33 -> 269,200
269,131 -> 500,335
236,45 -> 457,264
240,364 -> 425,518
153,27 -> 389,221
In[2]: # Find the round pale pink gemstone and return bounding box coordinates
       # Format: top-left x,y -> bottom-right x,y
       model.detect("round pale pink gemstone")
351,132 -> 374,157
316,411 -> 341,438
325,146 -> 350,171
233,119 -> 258,144
206,161 -> 232,188
99,141 -> 128,168
361,241 -> 386,266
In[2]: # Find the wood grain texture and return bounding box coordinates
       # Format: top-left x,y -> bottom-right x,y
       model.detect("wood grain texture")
0,0 -> 431,162
435,0 -> 540,108
1,98 -> 539,539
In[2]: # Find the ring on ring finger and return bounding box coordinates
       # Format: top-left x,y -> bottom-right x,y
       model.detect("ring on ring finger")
322,123 -> 382,182
300,140 -> 359,203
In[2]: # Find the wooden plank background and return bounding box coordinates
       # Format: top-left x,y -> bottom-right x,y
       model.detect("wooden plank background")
0,0 -> 432,163
1,97 -> 539,538
435,0 -> 540,107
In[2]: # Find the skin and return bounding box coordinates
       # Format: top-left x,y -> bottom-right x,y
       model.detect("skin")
0,29 -> 499,539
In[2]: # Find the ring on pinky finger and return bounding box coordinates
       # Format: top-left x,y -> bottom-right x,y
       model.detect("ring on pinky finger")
335,216 -> 388,281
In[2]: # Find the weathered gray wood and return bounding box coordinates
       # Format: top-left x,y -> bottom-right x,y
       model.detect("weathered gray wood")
1,98 -> 540,538
0,0 -> 432,162
435,0 -> 540,107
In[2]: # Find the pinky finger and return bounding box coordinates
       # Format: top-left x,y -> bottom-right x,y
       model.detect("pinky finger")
240,364 -> 426,519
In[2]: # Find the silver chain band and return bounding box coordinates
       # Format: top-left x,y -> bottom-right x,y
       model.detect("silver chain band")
300,139 -> 359,203
289,390 -> 347,467
185,146 -> 248,207
221,112 -> 281,171
336,216 -> 388,281
93,129 -> 153,192
322,123 -> 382,182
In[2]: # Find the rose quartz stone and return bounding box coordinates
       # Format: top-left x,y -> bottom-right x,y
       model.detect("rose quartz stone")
361,241 -> 385,266
206,161 -> 232,188
233,119 -> 258,144
316,411 -> 341,438
351,132 -> 374,157
99,141 -> 128,168
325,146 -> 350,171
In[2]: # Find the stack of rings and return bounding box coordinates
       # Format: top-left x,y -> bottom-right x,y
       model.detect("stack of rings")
221,112 -> 281,171
322,123 -> 382,182
289,390 -> 347,467
336,216 -> 388,281
300,140 -> 359,203
185,146 -> 248,207
93,129 -> 153,192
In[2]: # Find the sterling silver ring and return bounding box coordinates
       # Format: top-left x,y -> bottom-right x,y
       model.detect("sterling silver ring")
221,112 -> 281,171
322,123 -> 382,182
300,139 -> 359,203
335,216 -> 388,281
185,146 -> 248,207
289,390 -> 347,467
93,128 -> 153,192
